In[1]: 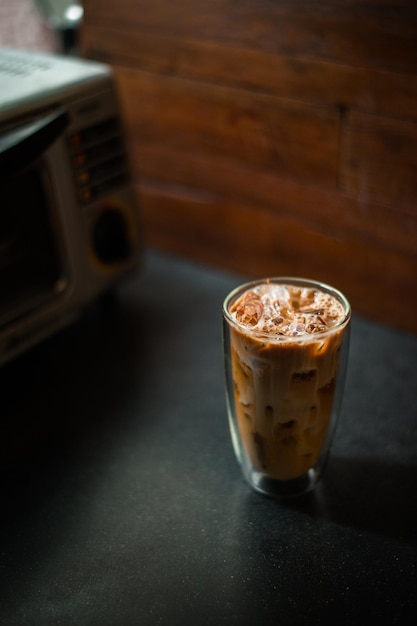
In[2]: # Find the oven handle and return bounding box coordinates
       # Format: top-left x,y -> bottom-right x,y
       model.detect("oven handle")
0,110 -> 69,178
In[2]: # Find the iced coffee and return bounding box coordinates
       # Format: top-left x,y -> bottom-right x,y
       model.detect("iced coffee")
223,278 -> 350,497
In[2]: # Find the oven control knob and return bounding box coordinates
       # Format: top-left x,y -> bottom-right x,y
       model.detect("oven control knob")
92,208 -> 130,264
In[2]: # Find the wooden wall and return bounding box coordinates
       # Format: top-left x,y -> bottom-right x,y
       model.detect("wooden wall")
80,0 -> 417,334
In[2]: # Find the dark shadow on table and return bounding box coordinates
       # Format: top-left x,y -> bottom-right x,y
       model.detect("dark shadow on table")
231,456 -> 417,625
0,294 -> 151,525
288,455 -> 417,542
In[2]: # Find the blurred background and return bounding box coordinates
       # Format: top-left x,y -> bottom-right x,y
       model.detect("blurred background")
1,0 -> 417,334
0,0 -> 82,53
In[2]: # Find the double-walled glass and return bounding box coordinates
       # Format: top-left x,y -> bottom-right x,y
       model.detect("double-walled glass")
223,277 -> 351,498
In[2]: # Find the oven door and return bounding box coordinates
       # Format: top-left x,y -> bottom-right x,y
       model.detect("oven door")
0,110 -> 70,329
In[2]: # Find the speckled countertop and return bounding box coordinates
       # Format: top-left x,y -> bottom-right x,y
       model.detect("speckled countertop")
1,250 -> 416,625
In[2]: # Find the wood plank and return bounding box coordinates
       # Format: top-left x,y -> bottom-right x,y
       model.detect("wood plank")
341,112 -> 417,206
82,0 -> 417,73
124,140 -> 417,258
115,66 -> 341,188
83,25 -> 417,123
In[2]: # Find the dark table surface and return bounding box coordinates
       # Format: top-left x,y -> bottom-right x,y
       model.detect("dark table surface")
1,250 -> 416,626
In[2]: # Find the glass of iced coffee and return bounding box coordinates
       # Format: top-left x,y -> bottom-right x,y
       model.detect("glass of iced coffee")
223,277 -> 351,498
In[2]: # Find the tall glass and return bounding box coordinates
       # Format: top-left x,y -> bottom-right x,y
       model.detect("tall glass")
223,277 -> 351,498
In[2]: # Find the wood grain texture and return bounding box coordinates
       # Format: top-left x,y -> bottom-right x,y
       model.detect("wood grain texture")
81,0 -> 417,333
341,112 -> 417,207
115,67 -> 341,187
82,25 -> 417,124
83,0 -> 417,73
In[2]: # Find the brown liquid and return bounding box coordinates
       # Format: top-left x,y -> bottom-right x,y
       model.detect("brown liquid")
228,283 -> 346,481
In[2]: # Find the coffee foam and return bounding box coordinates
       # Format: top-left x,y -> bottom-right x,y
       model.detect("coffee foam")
229,283 -> 345,337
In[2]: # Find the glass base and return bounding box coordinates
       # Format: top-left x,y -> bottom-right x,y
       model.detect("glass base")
245,466 -> 321,499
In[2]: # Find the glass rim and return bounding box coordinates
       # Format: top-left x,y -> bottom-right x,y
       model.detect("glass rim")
222,276 -> 351,342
